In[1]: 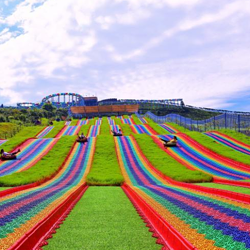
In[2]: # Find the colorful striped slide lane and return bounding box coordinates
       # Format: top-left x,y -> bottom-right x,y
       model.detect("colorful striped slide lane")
110,125 -> 121,134
131,124 -> 157,135
77,119 -> 88,126
122,116 -> 135,125
0,138 -> 57,177
61,126 -> 81,136
65,121 -> 71,126
87,125 -> 101,137
36,126 -> 54,138
95,118 -> 102,126
205,131 -> 250,156
158,124 -> 179,134
115,136 -> 250,250
138,117 -> 148,124
157,134 -> 250,180
108,117 -> 115,126
0,140 -> 6,146
0,137 -> 96,250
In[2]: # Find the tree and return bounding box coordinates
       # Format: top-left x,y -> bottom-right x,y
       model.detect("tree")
42,103 -> 56,112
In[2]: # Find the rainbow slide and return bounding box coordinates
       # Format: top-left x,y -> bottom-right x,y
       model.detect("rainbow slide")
108,117 -> 115,126
121,116 -> 135,125
131,124 -> 157,135
138,117 -> 148,124
157,134 -> 250,180
36,126 -> 54,138
158,124 -> 179,134
60,126 -> 81,136
115,136 -> 250,250
110,125 -> 121,134
205,131 -> 250,156
0,138 -> 96,250
77,119 -> 88,126
87,125 -> 101,137
65,121 -> 71,126
0,140 -> 6,146
0,138 -> 57,177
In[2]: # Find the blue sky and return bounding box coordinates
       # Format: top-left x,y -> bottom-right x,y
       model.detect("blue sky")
0,0 -> 250,111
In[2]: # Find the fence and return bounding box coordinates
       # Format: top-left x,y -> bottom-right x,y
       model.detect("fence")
138,111 -> 250,134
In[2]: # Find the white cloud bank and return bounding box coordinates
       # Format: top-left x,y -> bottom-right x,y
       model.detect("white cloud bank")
0,0 -> 249,111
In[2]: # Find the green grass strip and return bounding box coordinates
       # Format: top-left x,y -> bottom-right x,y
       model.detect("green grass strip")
112,116 -> 122,126
120,124 -> 133,136
148,123 -> 168,135
217,129 -> 250,145
195,182 -> 250,195
70,119 -> 78,126
0,136 -> 75,187
44,121 -> 65,138
123,115 -> 129,118
184,131 -> 250,165
131,114 -> 142,124
166,122 -> 189,132
0,123 -> 20,139
44,187 -> 161,250
87,135 -> 124,186
14,126 -> 46,137
134,134 -> 212,183
100,117 -> 110,135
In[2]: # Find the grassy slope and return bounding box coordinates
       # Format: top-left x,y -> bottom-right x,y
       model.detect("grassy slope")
1,126 -> 46,152
0,136 -> 75,186
70,119 -> 79,126
166,122 -> 189,132
44,187 -> 161,250
196,183 -> 250,195
131,114 -> 142,124
120,124 -> 133,136
87,135 -> 124,186
184,131 -> 250,165
134,134 -> 212,183
44,121 -> 65,138
0,123 -> 19,139
100,117 -> 110,135
217,129 -> 250,145
113,117 -> 122,126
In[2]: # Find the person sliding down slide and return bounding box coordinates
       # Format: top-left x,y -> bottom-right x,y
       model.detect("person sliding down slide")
112,129 -> 122,136
77,133 -> 88,143
0,148 -> 21,160
160,136 -> 178,147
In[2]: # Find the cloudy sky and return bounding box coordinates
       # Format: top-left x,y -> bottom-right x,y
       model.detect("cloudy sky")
0,0 -> 250,111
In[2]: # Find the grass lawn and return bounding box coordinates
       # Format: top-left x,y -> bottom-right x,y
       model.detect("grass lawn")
0,123 -> 20,139
134,134 -> 212,183
100,117 -> 110,135
0,136 -> 75,186
87,135 -> 124,186
44,187 -> 161,250
120,124 -> 134,136
196,182 -> 250,195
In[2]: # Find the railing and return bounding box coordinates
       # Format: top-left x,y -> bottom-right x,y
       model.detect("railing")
136,111 -> 250,134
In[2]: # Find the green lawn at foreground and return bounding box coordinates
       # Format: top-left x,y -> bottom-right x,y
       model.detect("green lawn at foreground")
43,187 -> 161,250
120,124 -> 133,136
131,114 -> 142,124
100,117 -> 110,135
0,123 -> 19,139
196,182 -> 250,195
0,136 -> 75,186
134,134 -> 212,183
87,135 -> 124,186
43,121 -> 65,138
184,131 -> 250,166
217,129 -> 250,145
